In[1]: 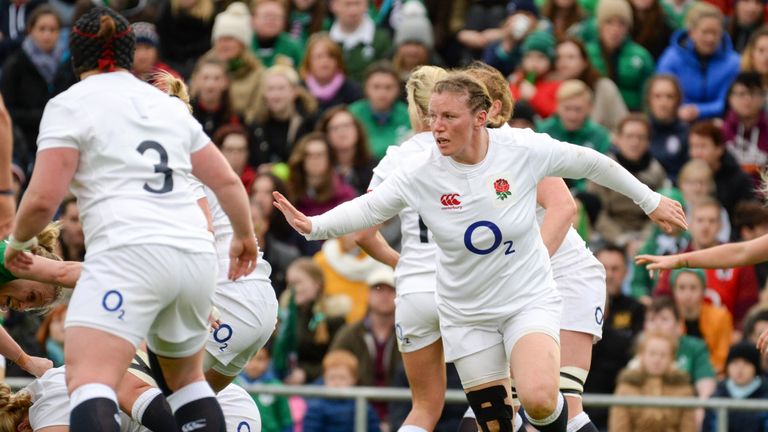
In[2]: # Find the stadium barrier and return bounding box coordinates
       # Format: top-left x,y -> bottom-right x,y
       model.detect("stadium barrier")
6,378 -> 768,432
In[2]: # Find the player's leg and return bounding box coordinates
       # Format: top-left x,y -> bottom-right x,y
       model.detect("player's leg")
116,353 -> 177,432
399,339 -> 446,431
454,343 -> 514,432
396,290 -> 445,432
560,330 -> 598,432
510,333 -> 567,432
65,327 -> 135,432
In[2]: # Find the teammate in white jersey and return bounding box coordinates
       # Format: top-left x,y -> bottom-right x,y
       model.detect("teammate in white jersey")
273,74 -> 687,432
4,8 -> 256,432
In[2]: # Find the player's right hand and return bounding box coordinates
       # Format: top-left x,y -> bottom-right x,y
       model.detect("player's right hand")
635,254 -> 685,271
648,196 -> 688,234
17,353 -> 52,377
228,235 -> 258,280
3,243 -> 31,270
272,192 -> 312,235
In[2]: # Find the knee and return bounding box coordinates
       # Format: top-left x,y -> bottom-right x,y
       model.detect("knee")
411,391 -> 445,413
518,384 -> 558,419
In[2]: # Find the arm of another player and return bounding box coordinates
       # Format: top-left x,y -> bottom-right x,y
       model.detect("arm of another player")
5,148 -> 78,266
5,255 -> 81,288
191,143 -> 256,281
0,94 -> 14,238
536,177 -> 577,256
636,233 -> 768,271
0,326 -> 51,376
354,226 -> 399,269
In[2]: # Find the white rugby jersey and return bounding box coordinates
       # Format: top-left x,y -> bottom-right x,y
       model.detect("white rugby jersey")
218,383 -> 262,432
37,71 -> 213,257
369,132 -> 436,293
309,127 -> 659,321
203,185 -> 272,284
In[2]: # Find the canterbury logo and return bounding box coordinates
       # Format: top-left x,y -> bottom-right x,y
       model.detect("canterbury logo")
440,193 -> 461,207
182,419 -> 208,432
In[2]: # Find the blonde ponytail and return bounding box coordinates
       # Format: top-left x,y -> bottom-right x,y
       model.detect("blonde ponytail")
0,384 -> 32,432
155,71 -> 193,113
405,65 -> 448,130
34,221 -> 61,256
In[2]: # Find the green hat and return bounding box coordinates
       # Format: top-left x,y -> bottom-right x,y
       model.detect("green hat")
658,186 -> 686,208
521,31 -> 556,61
670,268 -> 706,288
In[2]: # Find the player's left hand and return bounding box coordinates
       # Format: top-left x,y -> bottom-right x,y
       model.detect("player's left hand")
3,243 -> 32,270
228,235 -> 258,280
272,191 -> 312,235
635,254 -> 685,271
648,196 -> 688,234
17,353 -> 52,377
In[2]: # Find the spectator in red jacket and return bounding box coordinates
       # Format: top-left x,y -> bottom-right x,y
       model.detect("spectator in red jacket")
509,30 -> 561,119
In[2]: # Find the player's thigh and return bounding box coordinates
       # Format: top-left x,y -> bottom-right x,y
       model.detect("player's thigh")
65,327 -> 136,392
148,251 -> 218,360
395,291 -> 441,354
454,342 -> 510,390
560,329 -> 593,370
402,338 -> 446,404
509,332 -> 560,408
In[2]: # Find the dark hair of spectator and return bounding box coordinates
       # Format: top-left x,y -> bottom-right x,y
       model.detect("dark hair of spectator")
316,106 -> 372,168
595,242 -> 627,259
363,60 -> 401,86
288,131 -> 338,203
742,27 -> 768,86
212,123 -> 249,149
288,0 -> 326,35
541,0 -> 586,40
645,74 -> 683,112
300,32 -> 346,80
743,308 -> 768,338
630,0 -> 667,50
648,295 -> 681,322
251,172 -> 296,241
730,71 -> 765,95
556,37 -> 602,90
616,113 -> 650,136
689,120 -> 724,148
26,5 -> 62,33
733,201 -> 768,231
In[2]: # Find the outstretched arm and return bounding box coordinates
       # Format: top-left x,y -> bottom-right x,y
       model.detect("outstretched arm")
636,234 -> 768,271
355,226 -> 399,269
0,326 -> 51,377
6,255 -> 81,288
536,177 -> 577,256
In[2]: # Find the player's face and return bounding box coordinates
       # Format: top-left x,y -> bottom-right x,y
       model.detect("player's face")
16,413 -> 31,432
728,358 -> 758,386
29,14 -> 59,53
309,43 -> 339,82
672,272 -> 705,316
596,250 -> 627,296
690,205 -> 721,249
640,337 -> 674,377
324,365 -> 356,388
429,92 -> 481,159
615,121 -> 650,162
365,72 -> 400,112
264,74 -> 298,115
0,280 -> 56,312
555,41 -> 585,80
253,2 -> 286,38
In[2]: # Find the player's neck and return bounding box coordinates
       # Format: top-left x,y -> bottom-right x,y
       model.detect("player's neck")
80,68 -> 129,80
451,127 -> 489,165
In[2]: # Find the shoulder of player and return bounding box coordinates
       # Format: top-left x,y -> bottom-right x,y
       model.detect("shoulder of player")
488,126 -> 550,150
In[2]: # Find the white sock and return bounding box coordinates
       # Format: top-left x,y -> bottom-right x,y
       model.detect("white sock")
526,393 -> 564,426
463,406 -> 476,419
567,412 -> 591,432
398,426 -> 428,432
166,381 -> 215,413
70,383 -> 117,411
131,387 -> 163,423
514,411 -> 523,431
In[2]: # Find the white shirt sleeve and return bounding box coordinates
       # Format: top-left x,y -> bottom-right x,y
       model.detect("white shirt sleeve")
37,98 -> 83,152
527,131 -> 661,214
369,146 -> 400,190
308,169 -> 409,240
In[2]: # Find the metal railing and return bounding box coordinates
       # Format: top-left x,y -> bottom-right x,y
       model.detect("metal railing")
7,378 -> 768,432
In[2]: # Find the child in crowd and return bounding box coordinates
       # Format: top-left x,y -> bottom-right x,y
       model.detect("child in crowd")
238,346 -> 293,432
303,350 -> 380,432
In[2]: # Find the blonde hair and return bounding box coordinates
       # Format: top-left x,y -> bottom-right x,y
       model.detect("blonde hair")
557,79 -> 593,103
684,1 -> 722,30
300,33 -> 346,80
322,349 -> 358,377
405,65 -> 448,129
432,73 -> 492,114
678,159 -> 714,183
0,384 -> 32,432
636,330 -> 679,359
247,64 -> 318,124
286,258 -> 334,344
156,71 -> 193,113
171,0 -> 214,21
464,62 -> 514,127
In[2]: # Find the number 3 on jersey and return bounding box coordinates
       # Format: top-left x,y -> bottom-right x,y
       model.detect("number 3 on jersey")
137,141 -> 173,194
464,221 -> 515,256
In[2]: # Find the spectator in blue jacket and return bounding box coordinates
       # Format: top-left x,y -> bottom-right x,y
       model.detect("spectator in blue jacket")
481,0 -> 540,77
303,350 -> 380,432
657,2 -> 741,122
704,341 -> 768,432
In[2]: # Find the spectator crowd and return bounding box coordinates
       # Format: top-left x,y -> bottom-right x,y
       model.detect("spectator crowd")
1,0 -> 768,430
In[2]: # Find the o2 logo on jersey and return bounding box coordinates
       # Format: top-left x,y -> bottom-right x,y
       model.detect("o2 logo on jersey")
213,324 -> 233,352
237,421 -> 251,432
395,323 -> 410,346
595,306 -> 604,325
102,290 -> 125,320
464,221 -> 515,256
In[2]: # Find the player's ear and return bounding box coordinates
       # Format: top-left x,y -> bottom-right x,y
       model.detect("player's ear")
475,110 -> 488,128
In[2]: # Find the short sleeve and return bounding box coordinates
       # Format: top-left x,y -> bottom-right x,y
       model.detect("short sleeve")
180,101 -> 210,153
36,98 -> 83,152
28,369 -> 70,429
